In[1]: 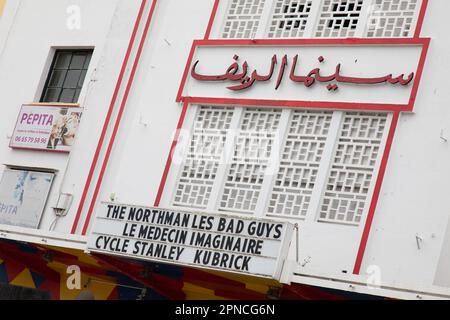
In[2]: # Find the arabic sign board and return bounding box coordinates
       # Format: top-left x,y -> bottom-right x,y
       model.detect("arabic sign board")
87,203 -> 294,280
10,104 -> 82,152
0,168 -> 54,229
178,39 -> 428,110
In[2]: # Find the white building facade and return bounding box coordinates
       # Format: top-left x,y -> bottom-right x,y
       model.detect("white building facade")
0,0 -> 449,300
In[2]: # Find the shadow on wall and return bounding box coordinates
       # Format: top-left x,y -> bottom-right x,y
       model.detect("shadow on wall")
0,284 -> 51,300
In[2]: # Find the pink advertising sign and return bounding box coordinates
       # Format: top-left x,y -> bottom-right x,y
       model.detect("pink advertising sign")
10,104 -> 82,153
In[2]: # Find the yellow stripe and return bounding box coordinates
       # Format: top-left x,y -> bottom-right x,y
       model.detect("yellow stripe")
10,269 -> 36,289
0,0 -> 5,17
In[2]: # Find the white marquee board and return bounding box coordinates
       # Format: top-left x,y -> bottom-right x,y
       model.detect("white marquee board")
87,203 -> 294,280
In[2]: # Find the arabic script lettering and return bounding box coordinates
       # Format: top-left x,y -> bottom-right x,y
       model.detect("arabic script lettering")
191,54 -> 415,92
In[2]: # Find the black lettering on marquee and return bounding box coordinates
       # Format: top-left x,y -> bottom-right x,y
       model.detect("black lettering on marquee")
106,205 -> 126,220
95,236 -> 129,253
122,223 -> 137,237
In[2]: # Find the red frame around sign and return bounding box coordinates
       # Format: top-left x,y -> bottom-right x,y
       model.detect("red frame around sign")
176,38 -> 430,112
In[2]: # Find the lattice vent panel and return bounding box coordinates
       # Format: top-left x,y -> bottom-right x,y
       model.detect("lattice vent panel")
267,110 -> 333,219
315,0 -> 364,38
318,112 -> 388,225
365,0 -> 419,37
219,108 -> 283,214
267,0 -> 313,38
222,0 -> 267,39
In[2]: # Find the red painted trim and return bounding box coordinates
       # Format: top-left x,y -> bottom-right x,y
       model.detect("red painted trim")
81,0 -> 158,235
182,97 -> 408,112
176,42 -> 197,102
71,0 -> 147,234
154,101 -> 189,207
204,0 -> 220,40
353,112 -> 400,275
414,0 -> 429,38
176,38 -> 430,111
193,37 -> 428,46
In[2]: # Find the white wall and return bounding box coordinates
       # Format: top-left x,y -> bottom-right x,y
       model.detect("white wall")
356,0 -> 450,295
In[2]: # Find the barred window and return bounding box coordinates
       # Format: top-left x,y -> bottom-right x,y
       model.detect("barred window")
41,50 -> 93,103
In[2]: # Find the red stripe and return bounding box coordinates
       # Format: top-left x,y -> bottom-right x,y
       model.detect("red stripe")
204,0 -> 220,40
408,37 -> 430,107
154,101 -> 189,207
353,112 -> 400,275
81,0 -> 158,235
181,35 -> 429,112
183,96 -> 409,112
192,37 -> 428,46
414,0 -> 429,38
71,0 -> 147,234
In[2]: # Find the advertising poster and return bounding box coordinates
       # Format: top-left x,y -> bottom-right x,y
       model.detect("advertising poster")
10,104 -> 82,152
0,168 -> 54,229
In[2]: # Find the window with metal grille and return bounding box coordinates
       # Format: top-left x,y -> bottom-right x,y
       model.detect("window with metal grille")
315,0 -> 364,38
318,112 -> 387,225
41,50 -> 93,103
171,107 -> 390,227
365,0 -> 419,37
221,0 -> 267,39
267,0 -> 313,38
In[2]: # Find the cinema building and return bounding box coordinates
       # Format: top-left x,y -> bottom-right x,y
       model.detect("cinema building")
0,0 -> 448,300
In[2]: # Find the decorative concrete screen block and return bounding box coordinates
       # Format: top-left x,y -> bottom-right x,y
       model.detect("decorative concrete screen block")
318,112 -> 387,225
173,106 -> 234,209
315,0 -> 364,38
267,0 -> 313,38
365,0 -> 419,37
222,0 -> 267,39
267,110 -> 332,219
171,107 -> 391,223
219,108 -> 282,214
